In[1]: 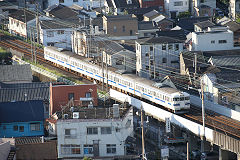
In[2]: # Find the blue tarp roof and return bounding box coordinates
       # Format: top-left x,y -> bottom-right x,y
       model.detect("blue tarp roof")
0,100 -> 44,123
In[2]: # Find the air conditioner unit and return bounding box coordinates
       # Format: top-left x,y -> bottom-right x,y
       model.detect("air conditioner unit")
73,112 -> 79,119
64,114 -> 68,119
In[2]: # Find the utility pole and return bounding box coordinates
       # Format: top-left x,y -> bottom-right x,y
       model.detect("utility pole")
153,45 -> 156,79
35,2 -> 40,44
105,51 -> 108,91
149,53 -> 151,79
23,8 -> 27,40
194,53 -> 197,81
101,50 -> 104,91
33,29 -> 36,63
200,79 -> 205,155
141,105 -> 146,160
187,141 -> 189,160
30,28 -> 33,61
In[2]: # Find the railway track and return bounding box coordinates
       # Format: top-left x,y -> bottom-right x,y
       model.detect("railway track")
1,36 -> 240,140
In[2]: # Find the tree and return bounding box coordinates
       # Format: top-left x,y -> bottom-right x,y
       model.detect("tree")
177,11 -> 191,19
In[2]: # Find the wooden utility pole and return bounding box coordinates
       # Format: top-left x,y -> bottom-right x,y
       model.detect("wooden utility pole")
149,53 -> 151,79
35,2 -> 40,44
153,46 -> 156,79
30,28 -> 33,61
101,50 -> 104,91
141,105 -> 146,160
33,29 -> 36,63
105,51 -> 108,91
23,9 -> 27,40
201,79 -> 205,154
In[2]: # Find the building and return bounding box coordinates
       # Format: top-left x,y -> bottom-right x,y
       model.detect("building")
192,0 -> 216,17
0,1 -> 18,29
137,21 -> 159,38
50,84 -> 98,115
139,0 -> 164,8
136,36 -> 184,79
39,20 -> 72,49
0,82 -> 50,118
0,64 -> 32,84
229,0 -> 240,20
223,21 -> 240,47
8,9 -> 35,38
189,26 -> 235,51
104,0 -> 139,15
46,0 -> 104,10
164,0 -> 189,19
152,14 -> 174,30
0,100 -> 44,138
102,15 -> 138,39
102,41 -> 136,73
194,20 -> 215,32
143,10 -> 161,21
57,104 -> 134,159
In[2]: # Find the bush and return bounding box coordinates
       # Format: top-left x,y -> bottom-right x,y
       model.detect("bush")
177,11 -> 191,19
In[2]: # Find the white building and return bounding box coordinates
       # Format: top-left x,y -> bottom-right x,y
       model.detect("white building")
164,0 -> 189,18
229,0 -> 240,20
39,20 -> 72,49
47,0 -> 104,10
136,36 -> 184,79
192,0 -> 216,16
190,26 -> 235,51
57,105 -> 134,159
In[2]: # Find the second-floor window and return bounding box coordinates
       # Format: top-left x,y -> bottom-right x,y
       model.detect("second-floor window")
73,0 -> 78,2
113,26 -> 117,32
68,93 -> 74,100
87,127 -> 98,135
47,31 -> 54,37
101,127 -> 112,134
59,0 -> 64,3
85,92 -> 91,98
122,25 -> 125,32
219,40 -> 227,44
174,1 -> 183,6
57,30 -> 64,34
30,123 -> 40,131
175,44 -> 179,50
65,129 -> 77,138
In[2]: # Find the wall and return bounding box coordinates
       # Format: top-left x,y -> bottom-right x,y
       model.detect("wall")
164,0 -> 189,17
140,0 -> 164,8
194,0 -> 216,9
0,121 -> 44,138
8,17 -> 26,37
50,84 -> 98,115
0,141 -> 10,160
191,30 -> 234,51
57,108 -> 133,158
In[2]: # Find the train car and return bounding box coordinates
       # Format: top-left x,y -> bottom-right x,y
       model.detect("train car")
44,46 -> 190,113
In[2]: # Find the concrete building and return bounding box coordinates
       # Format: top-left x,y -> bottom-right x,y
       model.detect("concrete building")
136,36 -> 184,79
0,1 -> 18,29
164,0 -> 189,19
50,84 -> 98,115
192,0 -> 216,17
57,105 -> 134,159
39,20 -> 72,49
139,0 -> 164,8
190,26 -> 235,51
103,15 -> 138,40
137,21 -> 159,38
104,0 -> 139,15
152,15 -> 174,31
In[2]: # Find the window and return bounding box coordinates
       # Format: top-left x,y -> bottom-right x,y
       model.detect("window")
145,53 -> 149,57
106,144 -> 116,154
30,123 -> 40,131
113,26 -> 117,32
19,126 -> 24,132
13,125 -> 18,131
162,58 -> 167,63
61,144 -> 80,155
87,127 -> 98,135
47,31 -> 54,37
85,92 -> 91,98
73,0 -> 78,2
101,127 -> 112,134
47,42 -> 54,46
68,93 -> 74,100
59,0 -> 64,3
65,129 -> 77,138
57,30 -> 64,34
122,25 -> 125,32
162,44 -> 166,50
200,0 -> 204,3
219,40 -> 227,44
211,40 -> 215,44
174,1 -> 183,6
175,44 -> 179,51
84,145 -> 93,154
130,30 -> 133,35
168,44 -> 173,50
150,46 -> 153,51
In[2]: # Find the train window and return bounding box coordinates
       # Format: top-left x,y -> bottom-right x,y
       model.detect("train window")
180,97 -> 184,101
173,98 -> 180,101
185,97 -> 190,100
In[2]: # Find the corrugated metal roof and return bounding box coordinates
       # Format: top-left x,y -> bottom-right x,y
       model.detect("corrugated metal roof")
0,100 -> 44,123
211,56 -> 240,66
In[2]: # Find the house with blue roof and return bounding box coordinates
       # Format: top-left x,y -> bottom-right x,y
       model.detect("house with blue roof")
0,100 -> 44,138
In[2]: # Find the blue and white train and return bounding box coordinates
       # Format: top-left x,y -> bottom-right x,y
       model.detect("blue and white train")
44,46 -> 190,113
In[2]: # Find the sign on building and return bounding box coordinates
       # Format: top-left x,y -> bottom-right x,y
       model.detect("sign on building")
165,117 -> 171,133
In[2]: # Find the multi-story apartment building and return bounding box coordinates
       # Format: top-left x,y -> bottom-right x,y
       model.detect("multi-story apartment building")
136,36 -> 184,79
57,105 -> 134,159
192,0 -> 216,16
190,26 -> 236,51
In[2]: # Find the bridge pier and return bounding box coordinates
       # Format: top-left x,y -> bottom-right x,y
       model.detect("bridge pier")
238,153 -> 240,160
219,147 -> 222,160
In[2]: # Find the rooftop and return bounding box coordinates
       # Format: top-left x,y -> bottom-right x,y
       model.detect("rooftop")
194,20 -> 215,29
224,21 -> 240,32
9,9 -> 35,22
136,36 -> 183,44
156,30 -> 187,40
104,15 -> 137,21
143,10 -> 159,18
112,0 -> 139,8
138,21 -> 158,30
40,20 -> 71,29
0,64 -> 32,83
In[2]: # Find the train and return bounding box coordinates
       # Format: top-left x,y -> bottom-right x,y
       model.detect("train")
44,46 -> 190,113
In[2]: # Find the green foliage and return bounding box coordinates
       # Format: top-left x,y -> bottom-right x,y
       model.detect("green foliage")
0,47 -> 12,65
177,11 -> 191,19
236,14 -> 240,23
83,157 -> 92,160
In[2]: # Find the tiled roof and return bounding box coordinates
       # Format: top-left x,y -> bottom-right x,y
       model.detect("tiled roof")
224,21 -> 240,32
194,20 -> 215,29
0,100 -> 44,123
143,10 -> 159,18
210,56 -> 240,67
0,82 -> 50,102
126,6 -> 161,15
138,21 -> 158,30
136,36 -> 183,44
177,17 -> 211,32
0,65 -> 32,83
47,4 -> 79,20
40,20 -> 71,29
9,9 -> 35,22
156,30 -> 187,40
113,0 -> 139,8
15,137 -> 42,145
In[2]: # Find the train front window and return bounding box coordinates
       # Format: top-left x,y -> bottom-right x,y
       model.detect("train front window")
173,98 -> 180,101
180,97 -> 184,101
